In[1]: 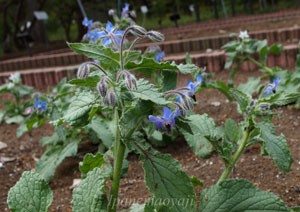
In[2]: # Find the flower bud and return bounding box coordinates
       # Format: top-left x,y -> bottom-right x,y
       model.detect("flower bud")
130,25 -> 147,38
117,70 -> 137,90
97,77 -> 109,98
104,88 -> 117,106
108,9 -> 116,16
77,63 -> 90,79
147,30 -> 165,42
259,102 -> 270,111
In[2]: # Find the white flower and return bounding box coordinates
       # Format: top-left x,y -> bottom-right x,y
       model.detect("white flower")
8,72 -> 21,84
239,31 -> 249,40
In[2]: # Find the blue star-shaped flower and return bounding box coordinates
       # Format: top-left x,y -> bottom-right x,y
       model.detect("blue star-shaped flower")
82,17 -> 93,29
33,98 -> 47,113
149,107 -> 179,134
264,77 -> 281,95
155,51 -> 165,62
96,21 -> 124,47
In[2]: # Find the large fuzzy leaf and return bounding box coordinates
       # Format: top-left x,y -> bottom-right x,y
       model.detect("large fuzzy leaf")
7,171 -> 53,212
131,142 -> 196,212
200,179 -> 289,212
68,43 -> 120,70
59,91 -> 96,126
36,140 -> 80,181
131,79 -> 170,105
256,121 -> 292,173
89,117 -> 114,147
180,114 -> 215,158
72,167 -> 111,212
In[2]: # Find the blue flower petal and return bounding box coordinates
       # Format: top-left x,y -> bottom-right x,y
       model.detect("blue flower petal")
106,21 -> 114,32
149,115 -> 163,129
162,106 -> 173,120
102,37 -> 112,46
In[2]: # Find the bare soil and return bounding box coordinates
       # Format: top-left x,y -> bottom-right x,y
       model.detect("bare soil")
0,68 -> 300,212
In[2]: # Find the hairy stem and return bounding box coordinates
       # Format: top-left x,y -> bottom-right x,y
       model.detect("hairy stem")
217,126 -> 251,184
108,108 -> 126,212
120,27 -> 133,70
247,56 -> 273,75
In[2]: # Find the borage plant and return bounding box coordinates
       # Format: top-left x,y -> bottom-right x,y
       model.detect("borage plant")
7,23 -> 300,212
0,72 -> 34,124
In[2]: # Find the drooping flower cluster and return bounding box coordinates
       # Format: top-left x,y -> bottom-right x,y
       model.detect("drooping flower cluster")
149,75 -> 203,134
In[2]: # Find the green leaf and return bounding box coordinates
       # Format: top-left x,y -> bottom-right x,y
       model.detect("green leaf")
179,114 -> 214,158
5,115 -> 24,124
229,88 -> 251,113
290,206 -> 300,212
39,133 -> 60,146
176,63 -> 199,75
161,70 -> 178,91
89,117 -> 114,147
256,121 -> 292,173
237,77 -> 261,95
199,179 -> 289,212
7,171 -> 53,212
120,101 -> 152,137
190,176 -> 204,187
69,76 -> 100,87
59,91 -> 96,126
125,57 -> 177,74
36,140 -> 80,181
16,122 -> 28,138
268,44 -> 284,56
79,153 -> 105,178
256,40 -> 268,64
72,167 -> 111,212
131,79 -> 170,105
224,119 -> 241,144
68,43 -> 120,70
132,142 -> 196,212
206,81 -> 232,101
259,92 -> 300,107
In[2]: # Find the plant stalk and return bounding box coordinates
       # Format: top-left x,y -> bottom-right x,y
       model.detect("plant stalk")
108,108 -> 126,212
247,56 -> 273,75
217,126 -> 251,184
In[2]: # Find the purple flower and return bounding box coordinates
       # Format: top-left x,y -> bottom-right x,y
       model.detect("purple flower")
34,98 -> 47,113
149,106 -> 179,134
264,77 -> 281,95
82,17 -> 93,29
155,51 -> 165,62
122,3 -> 130,16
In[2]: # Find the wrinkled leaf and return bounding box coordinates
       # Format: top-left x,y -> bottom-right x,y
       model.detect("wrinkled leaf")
200,179 -> 289,212
72,167 -> 111,212
7,171 -> 53,212
256,121 -> 292,173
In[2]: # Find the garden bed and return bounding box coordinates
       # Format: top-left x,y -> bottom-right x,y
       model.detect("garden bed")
1,69 -> 299,211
